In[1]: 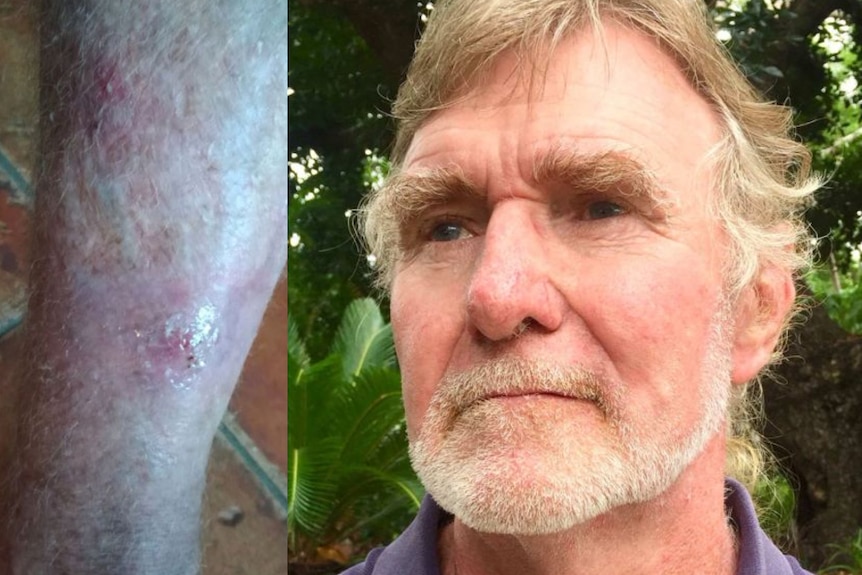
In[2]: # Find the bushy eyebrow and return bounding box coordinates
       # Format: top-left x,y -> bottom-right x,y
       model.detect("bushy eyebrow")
533,146 -> 673,215
383,166 -> 483,211
375,166 -> 484,243
375,147 -> 673,244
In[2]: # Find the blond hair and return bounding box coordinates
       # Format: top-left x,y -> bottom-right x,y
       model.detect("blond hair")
362,0 -> 821,491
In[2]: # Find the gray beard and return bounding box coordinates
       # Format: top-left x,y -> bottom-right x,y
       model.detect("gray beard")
408,318 -> 732,534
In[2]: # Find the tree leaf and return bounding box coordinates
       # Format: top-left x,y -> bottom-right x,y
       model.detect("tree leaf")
331,367 -> 405,463
331,297 -> 396,378
288,438 -> 341,543
289,299 -> 416,554
289,354 -> 343,452
327,466 -> 425,541
288,313 -> 310,368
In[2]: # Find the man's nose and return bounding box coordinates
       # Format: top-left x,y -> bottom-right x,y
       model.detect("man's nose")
466,206 -> 564,342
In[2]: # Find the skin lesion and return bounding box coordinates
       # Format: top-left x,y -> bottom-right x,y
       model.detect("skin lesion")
145,303 -> 222,385
36,273 -> 238,394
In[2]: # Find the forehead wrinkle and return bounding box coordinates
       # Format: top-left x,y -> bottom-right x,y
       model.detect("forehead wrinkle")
532,146 -> 674,214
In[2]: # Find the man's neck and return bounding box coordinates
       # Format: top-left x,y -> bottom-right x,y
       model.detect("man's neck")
437,438 -> 738,575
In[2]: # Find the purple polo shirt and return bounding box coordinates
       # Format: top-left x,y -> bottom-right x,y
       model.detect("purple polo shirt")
341,479 -> 812,574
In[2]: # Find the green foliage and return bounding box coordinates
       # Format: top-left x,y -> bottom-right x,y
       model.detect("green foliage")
714,1 -> 809,82
753,470 -> 798,550
803,14 -> 862,267
288,298 -> 422,565
821,529 -> 862,575
288,0 -> 396,359
807,265 -> 862,334
811,141 -> 862,269
332,297 -> 396,380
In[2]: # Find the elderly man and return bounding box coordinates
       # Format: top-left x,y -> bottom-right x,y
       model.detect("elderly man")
346,0 -> 821,574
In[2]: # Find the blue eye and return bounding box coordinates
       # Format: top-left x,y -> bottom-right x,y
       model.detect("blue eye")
429,222 -> 466,242
587,201 -> 625,220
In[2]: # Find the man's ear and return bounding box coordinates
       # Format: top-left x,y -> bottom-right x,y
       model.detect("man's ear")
731,264 -> 795,385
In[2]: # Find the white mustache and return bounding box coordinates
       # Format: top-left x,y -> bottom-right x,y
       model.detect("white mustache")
430,357 -> 615,418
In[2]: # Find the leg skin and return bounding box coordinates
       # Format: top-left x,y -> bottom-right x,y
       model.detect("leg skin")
0,1 -> 287,573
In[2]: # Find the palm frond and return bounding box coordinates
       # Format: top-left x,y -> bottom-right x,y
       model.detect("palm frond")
288,297 -> 418,555
331,298 -> 396,379
289,353 -> 343,451
288,313 -> 310,368
368,422 -> 412,471
357,467 -> 424,510
331,367 -> 406,463
288,438 -> 341,543
327,465 -> 425,541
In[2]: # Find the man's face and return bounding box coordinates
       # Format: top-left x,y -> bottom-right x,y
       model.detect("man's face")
388,24 -> 750,534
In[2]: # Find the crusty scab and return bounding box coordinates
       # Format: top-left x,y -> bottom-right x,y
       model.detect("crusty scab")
166,303 -> 220,365
134,302 -> 221,389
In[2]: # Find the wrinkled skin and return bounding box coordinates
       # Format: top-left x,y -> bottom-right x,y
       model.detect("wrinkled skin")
389,23 -> 793,575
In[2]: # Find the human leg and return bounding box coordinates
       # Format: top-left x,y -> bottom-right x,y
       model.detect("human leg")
1,1 -> 286,572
